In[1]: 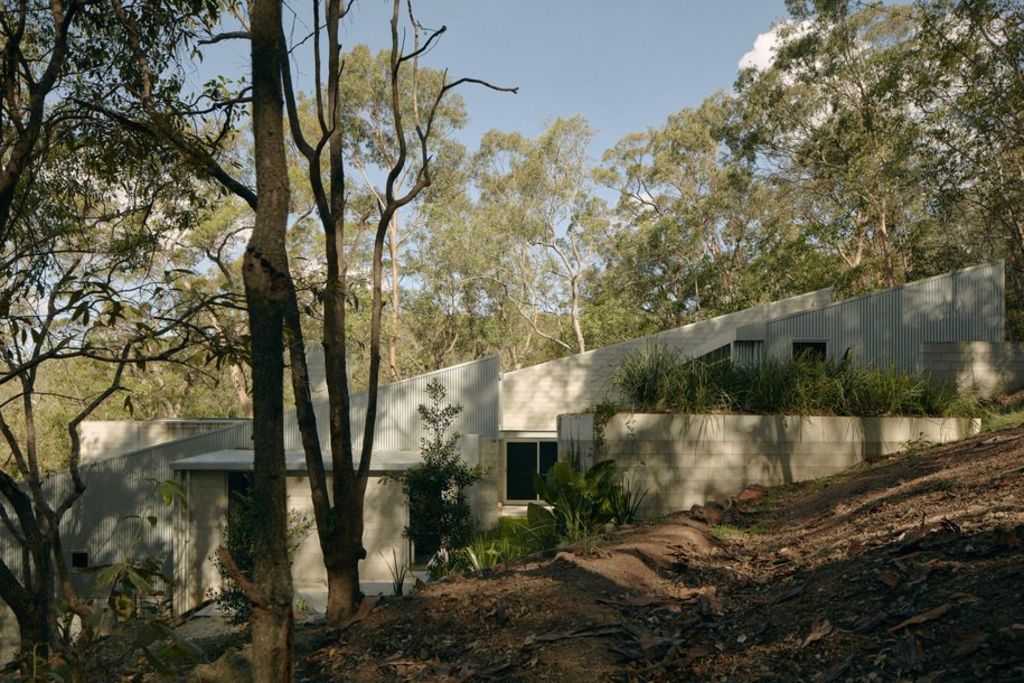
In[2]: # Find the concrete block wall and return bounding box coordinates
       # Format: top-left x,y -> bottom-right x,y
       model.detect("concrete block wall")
287,475 -> 409,611
79,420 -> 246,462
178,471 -> 229,613
176,472 -> 411,614
922,342 -> 1024,398
560,413 -> 979,519
468,438 -> 502,530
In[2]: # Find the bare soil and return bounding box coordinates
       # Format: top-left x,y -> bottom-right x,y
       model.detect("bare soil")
304,427 -> 1024,682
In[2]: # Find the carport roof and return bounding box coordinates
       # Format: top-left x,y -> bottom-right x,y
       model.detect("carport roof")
170,448 -> 422,473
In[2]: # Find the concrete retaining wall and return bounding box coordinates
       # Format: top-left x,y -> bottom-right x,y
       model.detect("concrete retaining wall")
922,342 -> 1024,398
558,413 -> 979,518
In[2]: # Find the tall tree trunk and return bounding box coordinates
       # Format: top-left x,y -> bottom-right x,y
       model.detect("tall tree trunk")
388,211 -> 401,381
570,275 -> 586,353
244,0 -> 293,678
877,200 -> 896,287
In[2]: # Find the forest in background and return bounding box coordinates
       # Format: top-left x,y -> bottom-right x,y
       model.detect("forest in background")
5,0 -> 1023,473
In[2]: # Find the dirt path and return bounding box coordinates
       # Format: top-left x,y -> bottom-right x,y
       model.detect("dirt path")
307,427 -> 1024,681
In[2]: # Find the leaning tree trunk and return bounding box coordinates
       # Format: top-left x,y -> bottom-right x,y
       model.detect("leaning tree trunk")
243,0 -> 294,679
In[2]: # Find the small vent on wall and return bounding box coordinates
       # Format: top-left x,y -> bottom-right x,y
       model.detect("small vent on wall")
71,551 -> 89,569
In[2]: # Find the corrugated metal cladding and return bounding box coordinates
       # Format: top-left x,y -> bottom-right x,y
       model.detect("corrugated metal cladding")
0,421 -> 251,603
764,262 -> 1005,370
283,355 -> 500,454
733,340 -> 764,367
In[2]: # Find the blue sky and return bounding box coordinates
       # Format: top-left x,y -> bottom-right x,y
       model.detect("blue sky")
197,1 -> 790,157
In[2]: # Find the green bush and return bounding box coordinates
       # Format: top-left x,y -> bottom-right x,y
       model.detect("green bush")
612,345 -> 978,417
529,459 -> 619,543
399,380 -> 481,573
455,462 -> 649,572
210,487 -> 312,624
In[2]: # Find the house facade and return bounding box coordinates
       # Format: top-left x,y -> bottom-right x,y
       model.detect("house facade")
0,261 -> 1010,653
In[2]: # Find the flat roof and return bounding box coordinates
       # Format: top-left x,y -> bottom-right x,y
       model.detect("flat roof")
171,448 -> 423,473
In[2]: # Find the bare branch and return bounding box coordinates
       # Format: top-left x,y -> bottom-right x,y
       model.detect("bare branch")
199,30 -> 251,45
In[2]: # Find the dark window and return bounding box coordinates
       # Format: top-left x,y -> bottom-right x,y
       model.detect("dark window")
506,442 -> 538,500
792,341 -> 827,362
227,472 -> 251,511
506,441 -> 559,501
539,442 -> 558,480
412,538 -> 435,567
699,344 -> 731,364
71,551 -> 88,569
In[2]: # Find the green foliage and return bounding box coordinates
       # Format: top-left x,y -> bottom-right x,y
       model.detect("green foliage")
457,517 -> 550,573
611,345 -> 979,417
980,390 -> 1024,432
400,380 -> 481,570
608,475 -> 648,525
529,459 -> 619,543
591,400 -> 620,459
210,487 -> 313,624
380,549 -> 409,597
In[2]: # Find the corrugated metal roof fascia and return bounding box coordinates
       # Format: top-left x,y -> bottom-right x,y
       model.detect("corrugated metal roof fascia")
763,263 -> 1004,370
79,419 -> 253,463
762,262 -> 1004,328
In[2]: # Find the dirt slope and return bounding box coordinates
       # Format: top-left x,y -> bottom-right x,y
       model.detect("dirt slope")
307,427 -> 1024,682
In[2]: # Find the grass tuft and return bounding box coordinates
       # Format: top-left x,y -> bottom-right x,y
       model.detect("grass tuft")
611,345 -> 978,418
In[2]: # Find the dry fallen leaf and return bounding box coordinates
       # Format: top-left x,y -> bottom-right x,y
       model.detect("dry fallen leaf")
993,525 -> 1021,548
888,603 -> 951,633
801,617 -> 834,648
737,484 -> 767,504
879,570 -> 900,588
697,587 -> 724,616
812,654 -> 854,683
678,643 -> 713,667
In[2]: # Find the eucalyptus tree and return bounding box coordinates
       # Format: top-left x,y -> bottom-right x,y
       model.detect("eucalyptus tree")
0,128 -> 220,675
913,0 -> 1024,331
102,4 -> 513,661
601,96 -> 745,326
332,44 -> 469,381
735,2 -> 937,290
276,0 -> 514,627
471,116 -> 608,356
0,0 -> 230,670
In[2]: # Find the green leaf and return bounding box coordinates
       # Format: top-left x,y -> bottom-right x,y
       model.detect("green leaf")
526,502 -> 556,539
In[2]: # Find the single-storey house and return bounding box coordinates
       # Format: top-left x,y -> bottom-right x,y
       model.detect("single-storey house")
2,261 -> 1020,651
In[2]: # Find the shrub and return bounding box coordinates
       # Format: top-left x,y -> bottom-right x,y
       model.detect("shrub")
611,345 -> 977,417
459,518 -> 549,572
400,380 -> 481,572
612,344 -> 682,411
608,475 -> 648,525
529,459 -> 618,543
210,487 -> 312,624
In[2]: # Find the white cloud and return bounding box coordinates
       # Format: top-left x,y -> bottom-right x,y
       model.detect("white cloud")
738,21 -> 812,72
739,27 -> 783,71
